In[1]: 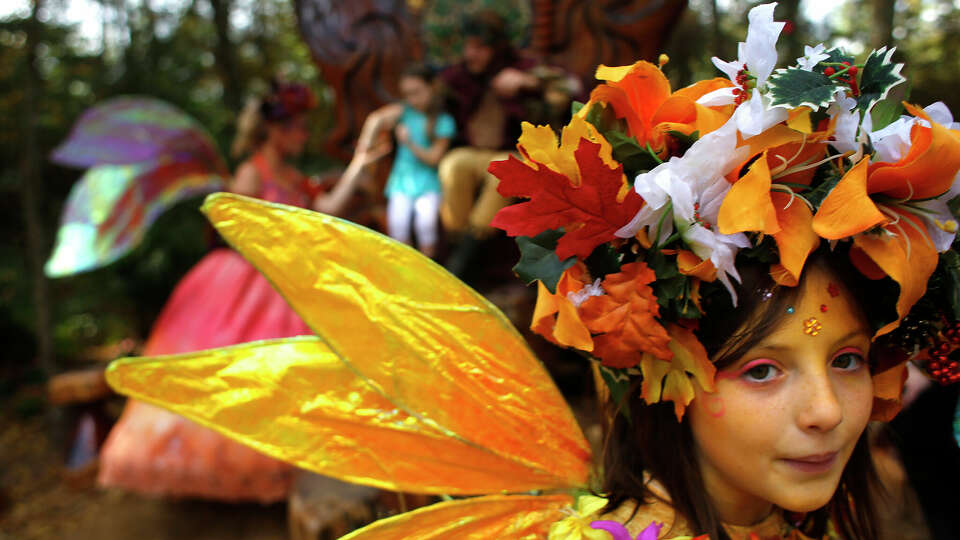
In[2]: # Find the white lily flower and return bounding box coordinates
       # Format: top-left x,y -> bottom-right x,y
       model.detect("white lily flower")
615,119 -> 752,303
796,43 -> 830,71
696,3 -> 788,136
868,101 -> 960,163
865,101 -> 960,251
827,91 -> 862,158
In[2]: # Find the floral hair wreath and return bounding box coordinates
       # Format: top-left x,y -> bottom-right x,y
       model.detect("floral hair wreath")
260,81 -> 317,122
489,2 -> 960,421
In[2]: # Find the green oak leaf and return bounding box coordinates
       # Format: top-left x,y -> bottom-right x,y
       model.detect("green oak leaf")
513,229 -> 576,293
767,67 -> 842,111
857,47 -> 906,113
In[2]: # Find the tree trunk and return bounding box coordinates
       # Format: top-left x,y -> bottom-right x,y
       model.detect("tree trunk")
210,0 -> 242,112
20,0 -> 55,377
872,0 -> 895,49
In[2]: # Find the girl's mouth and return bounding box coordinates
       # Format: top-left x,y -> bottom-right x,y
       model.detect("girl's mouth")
780,452 -> 838,474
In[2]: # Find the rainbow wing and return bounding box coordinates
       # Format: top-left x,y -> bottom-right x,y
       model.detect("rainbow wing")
46,97 -> 227,277
50,96 -> 224,169
45,162 -> 223,277
106,193 -> 592,495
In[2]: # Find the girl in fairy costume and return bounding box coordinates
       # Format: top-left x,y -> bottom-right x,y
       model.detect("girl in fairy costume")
102,3 -> 960,538
97,81 -> 384,501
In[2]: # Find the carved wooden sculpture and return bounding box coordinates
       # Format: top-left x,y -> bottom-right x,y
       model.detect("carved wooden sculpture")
295,0 -> 687,160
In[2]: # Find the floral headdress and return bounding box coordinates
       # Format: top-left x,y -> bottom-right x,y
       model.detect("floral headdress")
260,81 -> 317,122
490,2 -> 960,421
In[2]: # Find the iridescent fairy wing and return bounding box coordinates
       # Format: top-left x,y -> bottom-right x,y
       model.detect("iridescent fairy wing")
46,97 -> 227,277
50,96 -> 224,170
107,193 -> 592,495
45,162 -> 223,277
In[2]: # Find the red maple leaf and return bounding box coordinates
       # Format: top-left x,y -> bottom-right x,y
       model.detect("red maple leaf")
489,139 -> 644,260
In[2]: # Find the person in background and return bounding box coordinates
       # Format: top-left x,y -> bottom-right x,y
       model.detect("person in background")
355,64 -> 455,258
438,9 -> 580,275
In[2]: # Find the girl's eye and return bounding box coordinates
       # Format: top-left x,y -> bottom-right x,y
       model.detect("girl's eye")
831,352 -> 864,371
742,363 -> 780,382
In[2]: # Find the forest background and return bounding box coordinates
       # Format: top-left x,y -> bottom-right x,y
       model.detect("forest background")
3,0 -> 960,411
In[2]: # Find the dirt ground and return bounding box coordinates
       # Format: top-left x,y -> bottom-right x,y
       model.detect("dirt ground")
0,409 -> 287,540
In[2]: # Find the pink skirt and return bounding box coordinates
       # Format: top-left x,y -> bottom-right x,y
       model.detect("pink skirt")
98,249 -> 311,501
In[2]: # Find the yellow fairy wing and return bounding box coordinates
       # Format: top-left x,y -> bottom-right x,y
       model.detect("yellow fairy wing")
338,494 -> 572,539
106,337 -> 579,494
115,192 -> 591,494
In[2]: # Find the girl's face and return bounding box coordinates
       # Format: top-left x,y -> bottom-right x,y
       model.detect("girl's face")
687,266 -> 874,525
400,76 -> 434,113
267,114 -> 309,157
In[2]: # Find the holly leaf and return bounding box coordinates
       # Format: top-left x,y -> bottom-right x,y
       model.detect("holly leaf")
767,67 -> 841,111
857,47 -> 906,113
822,47 -> 856,68
490,139 -> 644,260
513,229 -> 577,293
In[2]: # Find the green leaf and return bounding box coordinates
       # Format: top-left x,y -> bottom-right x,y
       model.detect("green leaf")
584,243 -> 623,281
856,47 -> 906,113
513,229 -> 576,293
869,98 -> 904,131
571,100 -> 585,117
598,364 -> 633,422
666,130 -> 699,156
822,47 -> 856,68
804,166 -> 844,210
767,67 -> 841,110
603,129 -> 661,176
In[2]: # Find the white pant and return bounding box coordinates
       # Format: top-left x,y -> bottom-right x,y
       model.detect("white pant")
387,192 -> 441,248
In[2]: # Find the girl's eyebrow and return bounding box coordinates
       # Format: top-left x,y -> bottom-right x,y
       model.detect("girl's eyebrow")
747,328 -> 872,355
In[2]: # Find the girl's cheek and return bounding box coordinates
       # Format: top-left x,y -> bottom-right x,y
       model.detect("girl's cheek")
703,394 -> 726,418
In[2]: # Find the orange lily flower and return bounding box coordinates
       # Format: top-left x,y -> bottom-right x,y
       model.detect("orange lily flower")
717,124 -> 831,286
579,60 -> 734,157
813,104 -> 960,335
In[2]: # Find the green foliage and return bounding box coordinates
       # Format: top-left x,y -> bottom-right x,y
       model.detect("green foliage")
857,47 -> 906,113
583,103 -> 661,176
513,229 -> 577,293
597,363 -> 633,422
869,98 -> 905,131
767,67 -> 839,110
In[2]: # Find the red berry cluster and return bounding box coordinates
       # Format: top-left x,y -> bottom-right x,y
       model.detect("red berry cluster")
733,69 -> 752,105
927,323 -> 960,384
824,62 -> 860,97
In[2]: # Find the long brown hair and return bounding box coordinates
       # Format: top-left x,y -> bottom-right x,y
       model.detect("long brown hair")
601,248 -> 883,539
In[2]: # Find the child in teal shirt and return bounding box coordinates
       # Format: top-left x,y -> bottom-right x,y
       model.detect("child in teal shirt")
356,65 -> 455,258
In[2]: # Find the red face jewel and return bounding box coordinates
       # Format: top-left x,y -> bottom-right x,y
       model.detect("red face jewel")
820,304 -> 828,313
827,283 -> 840,297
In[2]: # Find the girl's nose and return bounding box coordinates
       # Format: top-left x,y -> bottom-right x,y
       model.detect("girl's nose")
797,371 -> 843,432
